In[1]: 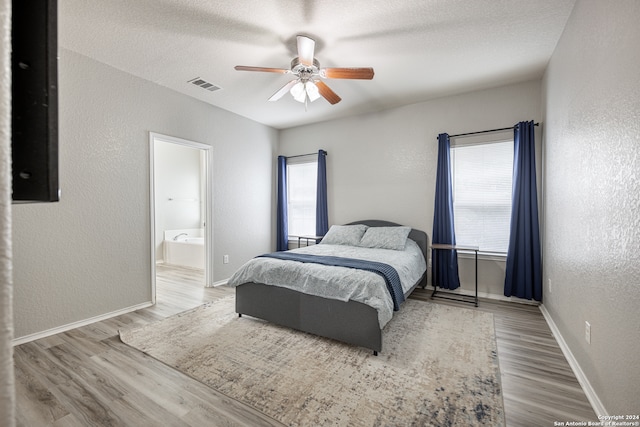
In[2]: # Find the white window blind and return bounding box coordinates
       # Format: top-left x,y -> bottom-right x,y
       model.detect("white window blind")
451,140 -> 513,253
287,160 -> 317,236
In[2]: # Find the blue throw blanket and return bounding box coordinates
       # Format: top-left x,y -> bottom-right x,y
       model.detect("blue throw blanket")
257,252 -> 405,311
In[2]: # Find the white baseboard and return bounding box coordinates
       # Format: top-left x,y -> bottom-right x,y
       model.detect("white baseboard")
12,301 -> 154,346
539,304 -> 608,417
208,278 -> 229,288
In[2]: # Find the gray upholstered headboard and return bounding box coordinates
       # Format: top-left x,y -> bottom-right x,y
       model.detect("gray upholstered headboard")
344,219 -> 429,261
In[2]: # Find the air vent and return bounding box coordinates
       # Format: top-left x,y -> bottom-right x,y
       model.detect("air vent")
187,77 -> 222,92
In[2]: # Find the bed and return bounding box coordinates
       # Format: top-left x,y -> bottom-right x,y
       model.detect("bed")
227,220 -> 429,355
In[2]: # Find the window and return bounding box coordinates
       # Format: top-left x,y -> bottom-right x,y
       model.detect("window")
451,140 -> 513,253
287,160 -> 317,237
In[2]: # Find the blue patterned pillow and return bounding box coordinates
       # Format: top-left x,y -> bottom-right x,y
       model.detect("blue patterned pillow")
358,226 -> 411,250
320,224 -> 368,246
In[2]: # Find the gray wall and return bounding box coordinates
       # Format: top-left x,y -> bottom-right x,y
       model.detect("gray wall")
280,80 -> 542,296
12,49 -> 278,339
542,0 -> 640,414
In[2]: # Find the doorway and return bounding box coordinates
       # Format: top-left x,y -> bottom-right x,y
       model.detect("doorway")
149,132 -> 213,303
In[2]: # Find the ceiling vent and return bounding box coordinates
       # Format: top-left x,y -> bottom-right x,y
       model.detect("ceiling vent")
187,77 -> 222,92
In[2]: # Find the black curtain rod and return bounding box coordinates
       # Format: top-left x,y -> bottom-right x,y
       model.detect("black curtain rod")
285,150 -> 327,159
440,122 -> 539,139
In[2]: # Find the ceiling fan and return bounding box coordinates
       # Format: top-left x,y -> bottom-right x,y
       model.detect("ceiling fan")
235,35 -> 374,107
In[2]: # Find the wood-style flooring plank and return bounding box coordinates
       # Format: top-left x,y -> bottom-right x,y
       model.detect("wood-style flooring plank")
14,265 -> 596,426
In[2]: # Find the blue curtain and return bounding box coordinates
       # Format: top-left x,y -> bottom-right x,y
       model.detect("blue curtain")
504,121 -> 542,300
276,156 -> 288,251
432,133 -> 461,290
315,150 -> 329,238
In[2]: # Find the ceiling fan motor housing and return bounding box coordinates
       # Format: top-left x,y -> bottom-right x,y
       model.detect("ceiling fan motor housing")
291,57 -> 320,80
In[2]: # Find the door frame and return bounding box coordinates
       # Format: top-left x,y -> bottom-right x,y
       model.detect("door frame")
149,132 -> 213,303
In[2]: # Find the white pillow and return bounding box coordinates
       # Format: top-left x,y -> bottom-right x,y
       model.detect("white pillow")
320,224 -> 368,246
358,226 -> 411,250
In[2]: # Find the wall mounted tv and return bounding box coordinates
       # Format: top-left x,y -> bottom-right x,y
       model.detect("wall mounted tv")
11,0 -> 59,203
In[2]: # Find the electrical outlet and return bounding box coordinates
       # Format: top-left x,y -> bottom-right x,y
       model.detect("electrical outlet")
223,254 -> 229,264
585,321 -> 591,344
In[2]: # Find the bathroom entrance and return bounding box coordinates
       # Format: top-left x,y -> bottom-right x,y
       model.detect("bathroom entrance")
149,132 -> 213,302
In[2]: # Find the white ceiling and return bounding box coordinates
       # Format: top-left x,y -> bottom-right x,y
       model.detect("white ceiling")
59,0 -> 576,130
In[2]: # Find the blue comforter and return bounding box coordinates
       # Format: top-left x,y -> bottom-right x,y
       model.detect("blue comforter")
258,252 -> 405,311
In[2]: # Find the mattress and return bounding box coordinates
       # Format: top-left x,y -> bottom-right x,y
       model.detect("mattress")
227,239 -> 427,327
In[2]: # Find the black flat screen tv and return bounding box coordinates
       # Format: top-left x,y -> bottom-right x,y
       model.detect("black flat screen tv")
11,0 -> 59,203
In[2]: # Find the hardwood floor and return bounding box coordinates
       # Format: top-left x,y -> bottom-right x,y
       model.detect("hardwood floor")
14,265 -> 597,426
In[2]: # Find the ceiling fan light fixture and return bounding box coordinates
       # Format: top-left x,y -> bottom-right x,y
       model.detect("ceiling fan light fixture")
290,81 -> 320,103
306,81 -> 321,102
290,81 -> 307,103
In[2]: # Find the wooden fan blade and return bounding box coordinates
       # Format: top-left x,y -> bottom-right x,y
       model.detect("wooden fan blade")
269,80 -> 299,101
297,35 -> 315,66
322,67 -> 375,80
315,81 -> 341,105
234,65 -> 289,73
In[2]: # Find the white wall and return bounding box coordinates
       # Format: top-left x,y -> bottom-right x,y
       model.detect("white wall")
153,140 -> 203,262
0,0 -> 15,424
280,80 -> 542,296
542,0 -> 640,414
12,49 -> 277,340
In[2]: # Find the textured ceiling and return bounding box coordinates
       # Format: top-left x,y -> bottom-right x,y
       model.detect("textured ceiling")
58,0 -> 576,129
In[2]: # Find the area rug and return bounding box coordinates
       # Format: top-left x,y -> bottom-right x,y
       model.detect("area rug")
120,296 -> 504,426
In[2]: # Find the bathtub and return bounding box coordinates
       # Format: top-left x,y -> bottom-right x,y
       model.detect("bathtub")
164,230 -> 205,269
